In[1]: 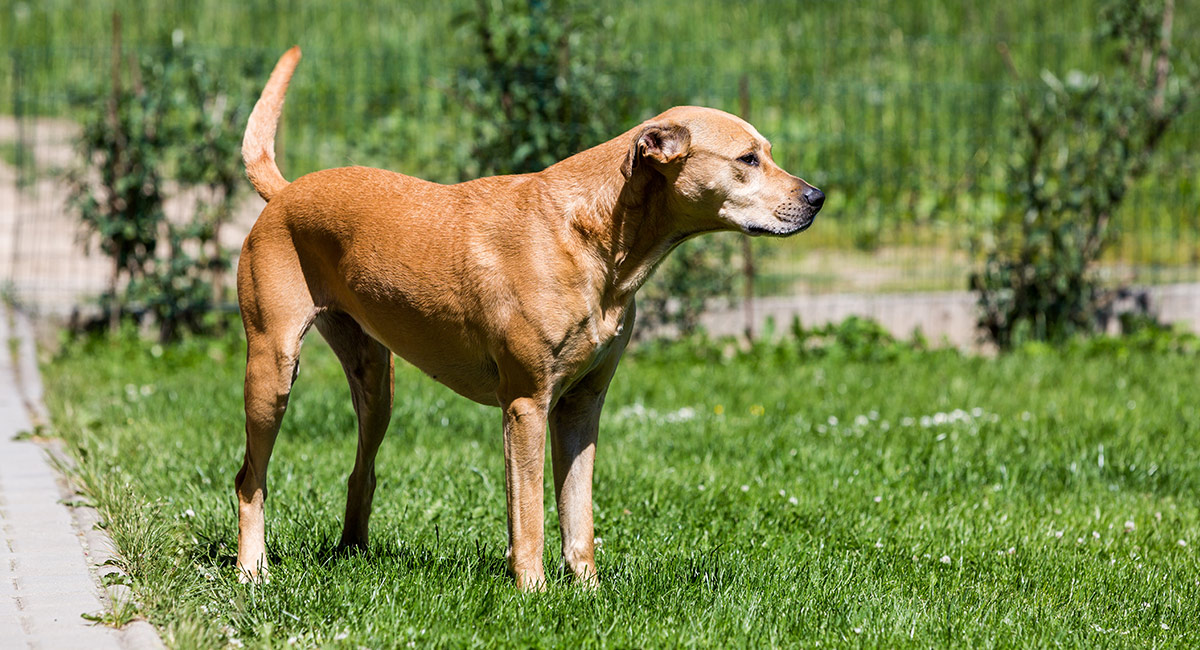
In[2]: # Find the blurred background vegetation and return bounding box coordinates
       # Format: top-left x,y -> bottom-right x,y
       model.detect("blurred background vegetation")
1,0 -> 1197,343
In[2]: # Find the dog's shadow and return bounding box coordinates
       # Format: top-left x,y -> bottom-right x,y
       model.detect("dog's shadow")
192,531 -> 511,583
193,528 -> 741,592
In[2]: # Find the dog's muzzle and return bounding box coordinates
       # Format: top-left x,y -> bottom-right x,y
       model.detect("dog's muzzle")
768,189 -> 822,235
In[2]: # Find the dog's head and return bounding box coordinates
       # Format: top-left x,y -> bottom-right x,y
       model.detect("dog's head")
621,106 -> 823,236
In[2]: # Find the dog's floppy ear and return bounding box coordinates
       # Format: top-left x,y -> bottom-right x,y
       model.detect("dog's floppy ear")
621,123 -> 691,178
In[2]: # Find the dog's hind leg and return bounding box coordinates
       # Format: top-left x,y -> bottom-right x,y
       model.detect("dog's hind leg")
314,311 -> 395,551
235,244 -> 316,583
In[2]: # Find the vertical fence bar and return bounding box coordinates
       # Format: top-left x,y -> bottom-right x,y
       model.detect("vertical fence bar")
738,74 -> 754,341
9,49 -> 24,293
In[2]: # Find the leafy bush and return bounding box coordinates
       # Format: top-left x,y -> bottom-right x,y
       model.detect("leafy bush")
452,0 -> 636,177
632,315 -> 931,367
65,38 -> 169,329
786,316 -> 928,363
635,237 -> 740,337
971,0 -> 1195,348
66,20 -> 256,342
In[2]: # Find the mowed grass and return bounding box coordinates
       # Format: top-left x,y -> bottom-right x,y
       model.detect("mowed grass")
42,331 -> 1200,648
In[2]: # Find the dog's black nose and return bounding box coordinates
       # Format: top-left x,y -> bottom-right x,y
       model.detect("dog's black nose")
803,187 -> 825,209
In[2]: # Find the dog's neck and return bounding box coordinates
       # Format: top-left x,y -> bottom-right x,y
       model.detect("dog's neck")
546,137 -> 700,311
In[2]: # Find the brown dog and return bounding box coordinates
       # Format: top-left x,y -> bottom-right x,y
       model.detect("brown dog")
235,47 -> 824,589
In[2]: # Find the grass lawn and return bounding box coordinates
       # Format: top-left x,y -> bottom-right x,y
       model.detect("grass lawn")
42,329 -> 1200,648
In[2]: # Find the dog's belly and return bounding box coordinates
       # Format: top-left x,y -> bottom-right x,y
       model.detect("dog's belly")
342,289 -> 623,409
353,308 -> 503,407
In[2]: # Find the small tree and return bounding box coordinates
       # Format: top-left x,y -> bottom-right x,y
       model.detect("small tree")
66,15 -> 256,341
66,14 -> 168,333
971,0 -> 1194,347
453,0 -> 636,177
636,237 -> 739,336
162,47 -> 260,310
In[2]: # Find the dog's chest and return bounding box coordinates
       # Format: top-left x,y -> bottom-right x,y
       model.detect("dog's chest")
548,305 -> 628,388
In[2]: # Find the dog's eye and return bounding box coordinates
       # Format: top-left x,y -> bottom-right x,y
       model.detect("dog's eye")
737,152 -> 759,166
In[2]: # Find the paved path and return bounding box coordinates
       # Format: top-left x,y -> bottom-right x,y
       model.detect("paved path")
0,310 -> 162,650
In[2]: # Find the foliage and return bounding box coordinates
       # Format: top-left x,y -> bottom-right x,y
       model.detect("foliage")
635,237 -> 740,337
452,0 -> 635,177
786,315 -> 929,362
65,24 -> 256,342
1065,318 -> 1200,357
970,0 -> 1195,348
43,326 -> 1200,647
635,315 -> 930,367
124,219 -> 224,343
65,43 -> 168,319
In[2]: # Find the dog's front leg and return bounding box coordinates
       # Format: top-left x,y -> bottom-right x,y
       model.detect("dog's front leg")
501,396 -> 548,590
550,389 -> 603,586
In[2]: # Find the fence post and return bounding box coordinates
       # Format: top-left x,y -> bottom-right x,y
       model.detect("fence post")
738,75 -> 755,342
9,50 -> 25,293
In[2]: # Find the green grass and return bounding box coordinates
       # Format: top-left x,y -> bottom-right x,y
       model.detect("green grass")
41,330 -> 1200,648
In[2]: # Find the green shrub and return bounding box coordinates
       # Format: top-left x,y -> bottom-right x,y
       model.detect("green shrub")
452,0 -> 636,177
971,0 -> 1196,348
65,19 -> 256,342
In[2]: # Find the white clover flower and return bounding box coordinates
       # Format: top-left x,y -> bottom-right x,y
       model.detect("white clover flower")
665,407 -> 696,423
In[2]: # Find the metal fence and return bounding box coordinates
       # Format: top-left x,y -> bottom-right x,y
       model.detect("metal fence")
2,19 -> 1199,338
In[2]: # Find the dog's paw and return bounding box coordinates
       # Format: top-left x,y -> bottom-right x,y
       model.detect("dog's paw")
514,572 -> 548,593
236,563 -> 270,584
334,538 -> 368,556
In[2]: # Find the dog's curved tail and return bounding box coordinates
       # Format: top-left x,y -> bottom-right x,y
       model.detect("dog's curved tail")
243,46 -> 301,202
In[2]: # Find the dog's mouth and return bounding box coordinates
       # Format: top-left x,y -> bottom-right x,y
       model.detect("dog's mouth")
743,202 -> 818,236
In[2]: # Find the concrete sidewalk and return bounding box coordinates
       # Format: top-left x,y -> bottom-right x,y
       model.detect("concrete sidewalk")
0,311 -> 163,650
